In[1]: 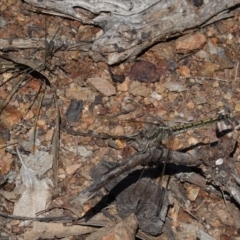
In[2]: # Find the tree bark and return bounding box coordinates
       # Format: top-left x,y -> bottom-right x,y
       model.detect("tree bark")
21,0 -> 240,64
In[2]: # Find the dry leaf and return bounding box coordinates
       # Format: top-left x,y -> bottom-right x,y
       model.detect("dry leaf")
13,149 -> 53,218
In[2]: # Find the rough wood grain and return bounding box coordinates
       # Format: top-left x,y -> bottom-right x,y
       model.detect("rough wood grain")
20,1 -> 240,64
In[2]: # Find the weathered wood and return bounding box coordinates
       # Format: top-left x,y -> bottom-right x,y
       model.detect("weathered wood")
19,0 -> 240,64
0,38 -> 91,52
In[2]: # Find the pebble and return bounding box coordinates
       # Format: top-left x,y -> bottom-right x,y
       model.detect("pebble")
68,146 -> 93,158
217,101 -> 224,107
195,49 -> 209,60
193,96 -> 207,105
9,220 -> 20,227
175,32 -> 207,54
178,65 -> 191,77
117,77 -> 130,92
0,16 -> 7,28
128,60 -> 160,83
65,87 -> 95,102
0,105 -> 22,129
87,77 -> 116,96
151,91 -> 162,101
198,62 -> 219,76
212,81 -> 219,88
37,119 -> 47,129
65,164 -> 81,175
187,101 -> 195,109
0,124 -> 10,141
165,81 -> 186,92
156,58 -> 169,77
129,81 -> 151,97
186,185 -> 200,201
234,104 -> 240,112
44,128 -> 54,142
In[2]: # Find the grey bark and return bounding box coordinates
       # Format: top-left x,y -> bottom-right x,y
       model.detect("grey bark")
22,0 -> 240,64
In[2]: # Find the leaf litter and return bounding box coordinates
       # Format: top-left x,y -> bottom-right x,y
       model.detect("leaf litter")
1,1 -> 240,240
13,149 -> 53,219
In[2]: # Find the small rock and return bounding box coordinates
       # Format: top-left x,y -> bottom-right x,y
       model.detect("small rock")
87,77 -> 116,96
168,60 -> 179,72
220,234 -> 232,240
117,77 -> 130,92
23,109 -> 34,120
151,91 -> 162,101
0,124 -> 10,141
216,101 -> 224,107
178,65 -> 191,77
1,105 -> 22,130
37,119 -> 47,130
0,16 -> 7,28
0,152 -> 13,174
110,125 -> 125,136
198,62 -> 219,76
65,87 -> 95,102
115,139 -> 126,149
187,101 -> 195,109
44,128 -> 54,142
2,72 -> 12,82
186,185 -> 200,201
152,42 -> 176,60
195,50 -> 209,60
68,146 -> 93,158
235,104 -> 240,112
212,81 -> 219,88
176,32 -> 207,54
65,99 -> 83,123
207,40 -> 218,55
129,81 -> 151,97
27,79 -> 41,92
108,67 -> 125,83
96,29 -> 104,39
11,225 -> 22,234
224,92 -> 232,100
156,58 -> 169,77
165,81 -> 186,92
42,93 -> 54,107
155,83 -> 166,94
70,50 -> 79,60
9,220 -> 20,226
168,93 -> 177,103
128,60 -> 160,83
210,47 -> 234,70
193,96 -> 207,105
95,138 -> 107,148
59,75 -> 73,86
66,164 -> 81,175
216,209 -> 235,227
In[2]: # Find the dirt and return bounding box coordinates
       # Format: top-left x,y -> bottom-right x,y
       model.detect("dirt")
1,1 -> 240,240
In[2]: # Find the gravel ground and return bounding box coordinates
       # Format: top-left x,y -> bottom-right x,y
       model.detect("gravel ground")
1,1 -> 240,239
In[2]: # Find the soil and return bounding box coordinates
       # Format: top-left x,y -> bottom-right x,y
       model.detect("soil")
1,1 -> 240,239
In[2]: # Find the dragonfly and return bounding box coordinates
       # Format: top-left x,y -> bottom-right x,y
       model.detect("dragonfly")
62,109 -> 233,199
61,109 -> 235,235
